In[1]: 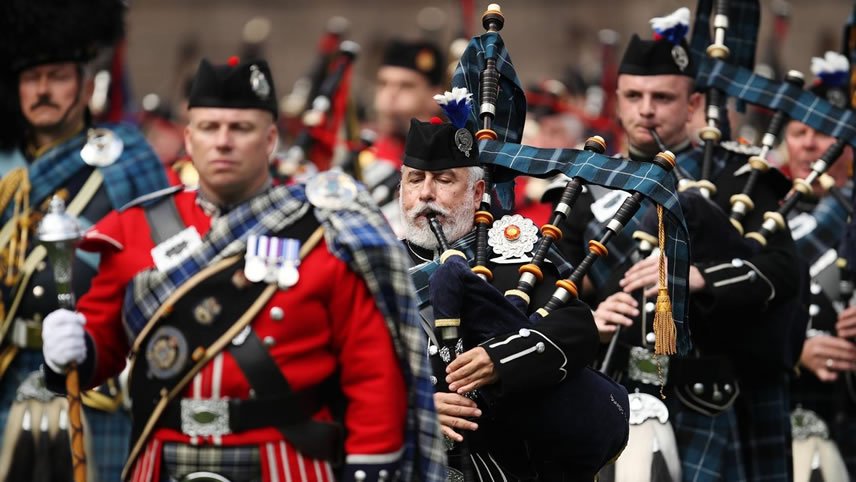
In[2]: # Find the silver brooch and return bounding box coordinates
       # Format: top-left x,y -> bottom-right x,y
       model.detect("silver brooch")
671,45 -> 689,72
305,170 -> 358,210
488,214 -> 539,262
80,128 -> 123,167
249,65 -> 271,100
454,128 -> 473,158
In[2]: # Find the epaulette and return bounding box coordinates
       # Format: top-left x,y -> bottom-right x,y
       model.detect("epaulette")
118,185 -> 185,212
720,140 -> 762,157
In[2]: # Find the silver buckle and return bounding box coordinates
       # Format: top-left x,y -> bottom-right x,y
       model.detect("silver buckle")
180,472 -> 233,482
627,346 -> 669,385
180,399 -> 231,437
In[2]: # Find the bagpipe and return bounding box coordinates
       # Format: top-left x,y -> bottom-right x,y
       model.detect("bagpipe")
276,20 -> 360,182
420,3 -> 694,479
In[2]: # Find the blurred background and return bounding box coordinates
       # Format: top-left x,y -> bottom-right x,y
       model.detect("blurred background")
126,0 -> 852,121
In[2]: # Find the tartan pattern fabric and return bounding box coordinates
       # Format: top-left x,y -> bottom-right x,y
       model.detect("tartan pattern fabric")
696,59 -> 856,147
318,187 -> 446,482
122,186 -> 311,335
451,30 -> 528,211
689,0 -> 760,73
10,122 -> 168,222
734,379 -> 793,482
671,404 -> 747,482
790,184 -> 852,266
161,443 -> 261,481
476,138 -> 693,354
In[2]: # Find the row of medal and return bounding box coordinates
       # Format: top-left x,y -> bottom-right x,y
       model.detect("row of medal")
244,234 -> 301,288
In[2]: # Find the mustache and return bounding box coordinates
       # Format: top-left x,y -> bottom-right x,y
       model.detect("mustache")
31,96 -> 59,110
406,202 -> 449,220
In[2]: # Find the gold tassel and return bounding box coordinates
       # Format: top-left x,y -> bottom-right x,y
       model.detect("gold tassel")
653,204 -> 676,356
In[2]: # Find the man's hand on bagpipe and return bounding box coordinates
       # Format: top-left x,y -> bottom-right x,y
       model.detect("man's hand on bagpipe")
836,306 -> 856,340
434,392 -> 482,442
593,292 -> 637,344
446,346 -> 498,394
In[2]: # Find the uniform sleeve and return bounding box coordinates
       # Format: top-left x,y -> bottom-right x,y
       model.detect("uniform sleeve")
480,299 -> 598,395
78,209 -> 154,388
327,254 -> 407,481
694,228 -> 800,319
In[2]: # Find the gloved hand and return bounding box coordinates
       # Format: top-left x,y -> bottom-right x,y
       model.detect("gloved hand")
42,309 -> 87,373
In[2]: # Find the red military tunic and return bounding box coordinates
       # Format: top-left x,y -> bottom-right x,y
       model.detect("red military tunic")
76,189 -> 407,482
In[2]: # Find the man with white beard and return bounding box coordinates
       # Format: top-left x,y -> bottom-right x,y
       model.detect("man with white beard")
399,117 -> 629,480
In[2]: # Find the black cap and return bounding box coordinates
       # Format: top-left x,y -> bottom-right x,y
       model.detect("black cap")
187,58 -> 278,118
403,119 -> 479,171
381,39 -> 445,86
0,0 -> 125,74
618,34 -> 695,77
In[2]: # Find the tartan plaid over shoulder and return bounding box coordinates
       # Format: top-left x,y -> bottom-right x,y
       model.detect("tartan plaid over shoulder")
316,187 -> 447,482
477,139 -> 693,355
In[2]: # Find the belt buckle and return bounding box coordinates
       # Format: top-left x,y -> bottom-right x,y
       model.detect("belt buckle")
180,399 -> 231,437
627,346 -> 668,385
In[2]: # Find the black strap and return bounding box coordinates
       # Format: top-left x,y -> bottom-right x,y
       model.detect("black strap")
230,330 -> 344,463
144,195 -> 185,244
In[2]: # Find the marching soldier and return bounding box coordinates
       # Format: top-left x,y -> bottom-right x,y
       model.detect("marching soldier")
556,7 -> 803,481
0,0 -> 170,479
39,57 -> 445,482
785,51 -> 855,481
401,117 -> 629,480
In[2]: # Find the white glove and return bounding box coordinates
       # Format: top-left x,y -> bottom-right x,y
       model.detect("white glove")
42,309 -> 87,374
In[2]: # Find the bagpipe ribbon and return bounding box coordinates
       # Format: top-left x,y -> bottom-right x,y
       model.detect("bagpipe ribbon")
696,59 -> 856,147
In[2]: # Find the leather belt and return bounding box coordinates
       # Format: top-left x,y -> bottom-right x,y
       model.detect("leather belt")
160,391 -> 322,437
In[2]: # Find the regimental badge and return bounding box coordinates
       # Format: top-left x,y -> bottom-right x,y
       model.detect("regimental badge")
671,45 -> 689,72
488,214 -> 539,263
826,88 -> 847,109
193,297 -> 222,325
80,128 -> 124,167
249,64 -> 271,100
145,326 -> 188,380
454,128 -> 473,157
305,170 -> 358,210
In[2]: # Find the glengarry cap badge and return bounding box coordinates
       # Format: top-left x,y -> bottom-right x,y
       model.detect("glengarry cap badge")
454,128 -> 473,158
671,45 -> 689,72
250,64 -> 271,100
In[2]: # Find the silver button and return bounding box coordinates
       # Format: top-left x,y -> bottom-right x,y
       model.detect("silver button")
428,345 -> 438,355
36,262 -> 46,271
379,469 -> 389,482
712,385 -> 724,402
430,376 -> 438,386
693,383 -> 705,395
269,307 -> 284,321
809,305 -> 821,317
32,286 -> 45,298
645,302 -> 656,313
519,328 -> 531,337
355,470 -> 367,481
723,384 -> 733,394
747,270 -> 757,281
262,336 -> 275,347
535,342 -> 545,353
810,282 -> 822,295
646,332 -> 656,344
731,258 -> 744,268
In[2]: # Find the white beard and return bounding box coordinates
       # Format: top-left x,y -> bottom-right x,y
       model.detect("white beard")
400,196 -> 476,251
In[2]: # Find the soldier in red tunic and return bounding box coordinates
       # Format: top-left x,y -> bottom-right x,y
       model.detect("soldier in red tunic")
40,57 -> 446,482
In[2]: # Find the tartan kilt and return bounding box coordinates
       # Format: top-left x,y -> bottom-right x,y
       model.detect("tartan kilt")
670,402 -> 746,482
734,377 -> 793,482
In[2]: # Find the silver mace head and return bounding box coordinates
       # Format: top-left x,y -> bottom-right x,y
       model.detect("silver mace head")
37,196 -> 82,310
